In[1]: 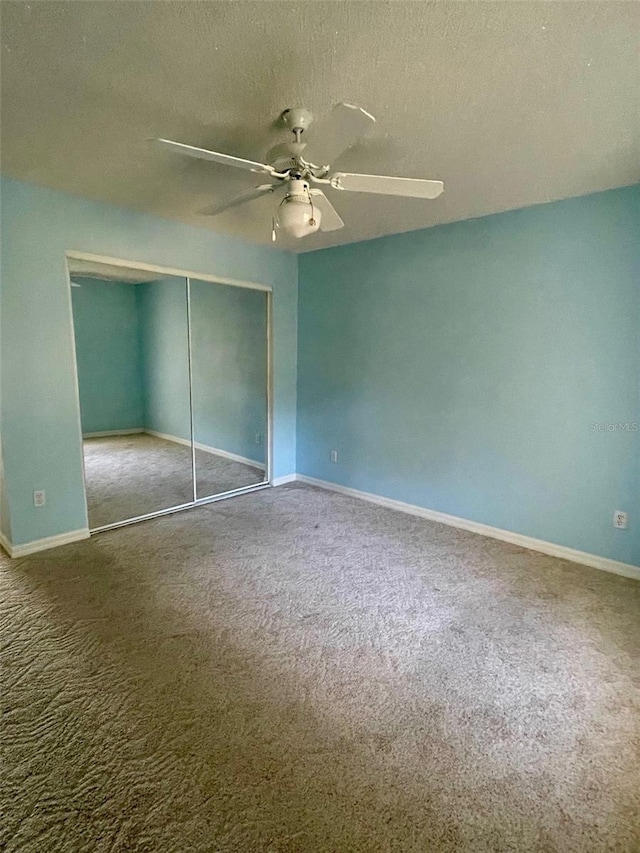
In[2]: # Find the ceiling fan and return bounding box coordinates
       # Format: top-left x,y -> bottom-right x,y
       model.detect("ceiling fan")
155,103 -> 444,241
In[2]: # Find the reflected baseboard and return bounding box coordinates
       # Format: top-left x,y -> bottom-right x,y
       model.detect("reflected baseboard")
144,429 -> 265,470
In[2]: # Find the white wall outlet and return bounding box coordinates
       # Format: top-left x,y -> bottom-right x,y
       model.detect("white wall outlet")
613,511 -> 628,529
330,450 -> 338,463
33,490 -> 46,507
255,432 -> 262,444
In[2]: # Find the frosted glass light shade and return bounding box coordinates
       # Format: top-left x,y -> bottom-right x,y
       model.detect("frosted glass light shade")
277,197 -> 321,238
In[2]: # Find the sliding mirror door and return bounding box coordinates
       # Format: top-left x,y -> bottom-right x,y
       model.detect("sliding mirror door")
70,265 -> 193,529
189,280 -> 268,500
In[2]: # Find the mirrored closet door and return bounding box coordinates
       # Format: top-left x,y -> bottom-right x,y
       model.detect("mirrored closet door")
68,257 -> 270,533
190,279 -> 268,500
70,263 -> 193,529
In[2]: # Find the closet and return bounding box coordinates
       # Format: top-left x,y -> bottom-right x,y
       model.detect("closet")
68,257 -> 270,531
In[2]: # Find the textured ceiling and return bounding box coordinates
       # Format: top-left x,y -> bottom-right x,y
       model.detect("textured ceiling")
2,1 -> 639,253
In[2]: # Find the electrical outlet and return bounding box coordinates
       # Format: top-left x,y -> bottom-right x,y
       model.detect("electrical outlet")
613,511 -> 628,529
255,432 -> 262,444
330,450 -> 338,463
33,490 -> 46,507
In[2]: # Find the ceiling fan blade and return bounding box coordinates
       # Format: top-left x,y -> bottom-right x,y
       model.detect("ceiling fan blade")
330,172 -> 444,199
309,189 -> 344,232
302,103 -> 375,168
155,138 -> 274,175
199,184 -> 279,217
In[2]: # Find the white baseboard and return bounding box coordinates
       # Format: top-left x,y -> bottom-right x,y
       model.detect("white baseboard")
272,474 -> 298,486
83,429 -> 144,437
0,528 -> 90,559
143,429 -> 194,450
3,471 -> 634,579
296,475 -> 640,581
144,430 -> 265,470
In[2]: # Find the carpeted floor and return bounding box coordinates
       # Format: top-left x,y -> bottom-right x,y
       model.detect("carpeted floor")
2,483 -> 639,852
83,433 -> 265,527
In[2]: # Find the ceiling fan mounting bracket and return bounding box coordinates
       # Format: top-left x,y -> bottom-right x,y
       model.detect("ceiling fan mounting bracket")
281,107 -> 314,134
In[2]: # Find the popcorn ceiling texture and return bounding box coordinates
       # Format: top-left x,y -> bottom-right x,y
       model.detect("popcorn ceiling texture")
2,484 -> 639,851
1,1 -> 639,251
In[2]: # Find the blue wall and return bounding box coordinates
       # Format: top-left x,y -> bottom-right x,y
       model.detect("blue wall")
298,186 -> 640,566
137,277 -> 192,442
190,279 -> 267,464
137,277 -> 267,464
71,278 -> 144,433
0,176 -> 297,547
2,174 -> 637,565
69,275 -> 265,462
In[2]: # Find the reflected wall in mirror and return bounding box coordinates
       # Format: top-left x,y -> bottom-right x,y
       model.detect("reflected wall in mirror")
190,280 -> 268,499
70,267 -> 193,528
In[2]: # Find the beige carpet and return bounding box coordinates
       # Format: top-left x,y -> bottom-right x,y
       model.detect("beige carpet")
2,483 -> 639,852
83,433 -> 265,527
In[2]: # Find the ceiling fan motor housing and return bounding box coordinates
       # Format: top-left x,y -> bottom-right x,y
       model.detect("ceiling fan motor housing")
265,141 -> 307,173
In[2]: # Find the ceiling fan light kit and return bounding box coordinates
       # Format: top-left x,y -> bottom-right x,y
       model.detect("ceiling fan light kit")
154,102 -> 444,241
277,180 -> 322,239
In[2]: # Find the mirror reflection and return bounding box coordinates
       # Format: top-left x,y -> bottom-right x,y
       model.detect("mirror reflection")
190,280 -> 268,499
70,265 -> 193,528
69,259 -> 270,532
